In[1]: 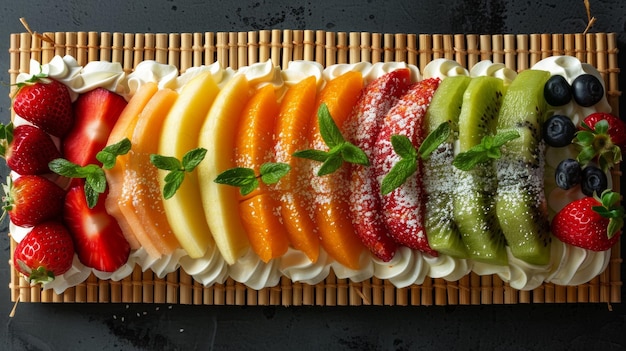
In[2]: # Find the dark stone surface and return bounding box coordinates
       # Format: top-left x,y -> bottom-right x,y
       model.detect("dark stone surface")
1,1 -> 625,350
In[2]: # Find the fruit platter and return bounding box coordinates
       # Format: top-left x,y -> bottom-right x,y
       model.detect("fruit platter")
6,30 -> 622,306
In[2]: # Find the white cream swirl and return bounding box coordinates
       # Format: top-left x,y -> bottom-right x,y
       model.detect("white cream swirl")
422,58 -> 469,80
323,61 -> 421,84
470,60 -> 517,86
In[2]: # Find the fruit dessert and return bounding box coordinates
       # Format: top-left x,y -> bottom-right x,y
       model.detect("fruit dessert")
5,54 -> 621,294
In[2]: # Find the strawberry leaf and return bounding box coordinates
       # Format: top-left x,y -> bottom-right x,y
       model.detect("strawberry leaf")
151,148 -> 207,199
418,122 -> 451,159
381,158 -> 417,195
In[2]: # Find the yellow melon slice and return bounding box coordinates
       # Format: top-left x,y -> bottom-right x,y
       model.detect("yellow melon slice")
158,72 -> 220,258
197,74 -> 252,265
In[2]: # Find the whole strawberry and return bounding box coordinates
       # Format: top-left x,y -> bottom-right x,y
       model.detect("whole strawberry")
3,175 -> 66,227
13,77 -> 73,138
13,221 -> 75,284
0,123 -> 62,175
575,112 -> 626,171
551,190 -> 623,251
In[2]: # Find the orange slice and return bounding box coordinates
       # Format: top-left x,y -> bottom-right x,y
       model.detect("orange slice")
235,84 -> 290,262
309,71 -> 366,270
128,88 -> 181,256
104,82 -> 159,253
273,76 -> 320,263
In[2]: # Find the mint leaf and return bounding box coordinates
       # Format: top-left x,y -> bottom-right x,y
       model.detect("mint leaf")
292,149 -> 329,162
381,158 -> 417,195
182,147 -> 207,171
96,138 -> 132,169
214,167 -> 256,186
318,103 -> 345,148
453,131 -> 520,171
83,182 -> 100,209
260,162 -> 291,184
418,122 -> 451,159
293,104 -> 370,175
341,142 -> 370,166
151,148 -> 207,199
391,135 -> 416,159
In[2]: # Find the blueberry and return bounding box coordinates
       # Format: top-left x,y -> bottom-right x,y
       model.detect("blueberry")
571,74 -> 604,107
555,159 -> 582,190
544,75 -> 571,106
581,166 -> 608,196
543,115 -> 576,147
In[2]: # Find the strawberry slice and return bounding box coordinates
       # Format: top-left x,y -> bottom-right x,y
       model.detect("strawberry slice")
3,175 -> 66,227
63,183 -> 130,272
13,221 -> 75,284
0,124 -> 62,175
373,78 -> 440,255
13,78 -> 73,138
344,68 -> 412,261
63,88 -> 127,167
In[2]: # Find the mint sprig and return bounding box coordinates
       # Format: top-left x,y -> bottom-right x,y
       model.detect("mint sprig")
214,162 -> 291,196
49,138 -> 131,208
150,147 -> 207,200
293,103 -> 369,176
453,130 -> 520,171
380,121 -> 451,195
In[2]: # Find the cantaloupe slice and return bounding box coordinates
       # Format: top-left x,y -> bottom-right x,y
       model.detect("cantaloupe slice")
104,82 -> 158,253
273,76 -> 320,263
128,88 -> 181,256
158,72 -> 220,258
309,71 -> 366,270
197,74 -> 252,265
234,84 -> 289,262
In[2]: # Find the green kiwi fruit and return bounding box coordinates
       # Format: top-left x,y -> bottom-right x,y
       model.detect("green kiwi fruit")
454,76 -> 508,265
495,69 -> 552,266
422,76 -> 471,258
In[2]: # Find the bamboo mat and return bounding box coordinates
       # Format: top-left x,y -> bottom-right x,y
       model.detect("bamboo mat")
6,30 -> 622,306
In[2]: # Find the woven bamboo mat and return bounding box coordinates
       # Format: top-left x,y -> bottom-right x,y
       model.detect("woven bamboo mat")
7,30 -> 622,306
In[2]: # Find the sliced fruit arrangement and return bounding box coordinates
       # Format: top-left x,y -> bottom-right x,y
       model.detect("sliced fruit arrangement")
5,56 -> 623,290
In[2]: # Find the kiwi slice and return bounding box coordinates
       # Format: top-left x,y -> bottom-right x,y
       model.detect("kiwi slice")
422,76 -> 471,258
495,69 -> 552,265
454,76 -> 508,265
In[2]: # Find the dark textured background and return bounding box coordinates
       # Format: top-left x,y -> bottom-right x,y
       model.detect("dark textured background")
1,1 -> 626,350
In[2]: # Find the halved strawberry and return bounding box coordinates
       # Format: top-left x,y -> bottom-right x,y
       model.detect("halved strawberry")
3,175 -> 66,227
344,68 -> 412,261
12,77 -> 73,138
373,78 -> 440,255
0,123 -> 61,175
63,183 -> 130,272
552,190 -> 623,251
63,88 -> 127,167
13,221 -> 75,284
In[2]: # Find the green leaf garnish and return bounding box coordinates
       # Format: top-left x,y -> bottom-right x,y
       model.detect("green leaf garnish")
453,130 -> 520,171
593,189 -> 625,239
293,103 -> 369,176
214,162 -> 291,196
151,147 -> 207,200
575,120 -> 622,172
380,122 -> 451,195
417,121 -> 451,159
48,138 -> 131,208
0,123 -> 14,156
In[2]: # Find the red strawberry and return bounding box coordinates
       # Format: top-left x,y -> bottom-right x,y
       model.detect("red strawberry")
576,112 -> 626,171
0,124 -> 62,175
3,175 -> 66,227
373,78 -> 440,256
551,190 -> 623,251
343,68 -> 412,261
13,221 -> 75,284
63,183 -> 130,272
13,78 -> 73,138
63,88 -> 127,167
